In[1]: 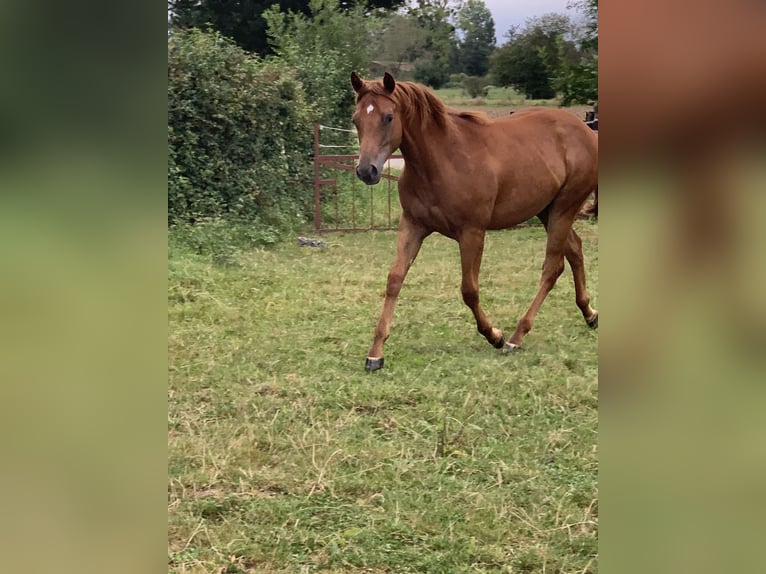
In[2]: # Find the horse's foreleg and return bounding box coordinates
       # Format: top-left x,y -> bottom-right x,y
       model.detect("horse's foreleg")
505,218 -> 569,351
565,229 -> 599,328
366,215 -> 428,371
458,228 -> 505,349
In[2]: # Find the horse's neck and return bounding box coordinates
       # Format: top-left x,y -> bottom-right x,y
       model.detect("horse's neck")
399,123 -> 452,179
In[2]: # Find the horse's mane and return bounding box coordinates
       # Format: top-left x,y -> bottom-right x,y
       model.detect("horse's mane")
363,80 -> 490,130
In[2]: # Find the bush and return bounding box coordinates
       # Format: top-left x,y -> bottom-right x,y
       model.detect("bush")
443,72 -> 468,88
167,29 -> 313,227
414,57 -> 451,89
555,55 -> 598,106
461,75 -> 490,98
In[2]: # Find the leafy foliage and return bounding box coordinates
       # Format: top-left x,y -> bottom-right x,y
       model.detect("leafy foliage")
570,0 -> 598,52
264,0 -> 373,143
489,13 -> 580,100
488,9 -> 598,104
556,51 -> 598,106
409,0 -> 460,88
461,75 -> 490,98
368,13 -> 427,77
456,0 -> 495,77
167,29 -> 313,228
169,0 -> 405,55
556,0 -> 598,105
368,1 -> 500,88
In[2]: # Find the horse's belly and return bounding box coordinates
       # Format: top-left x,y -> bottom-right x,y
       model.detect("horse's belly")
488,185 -> 558,228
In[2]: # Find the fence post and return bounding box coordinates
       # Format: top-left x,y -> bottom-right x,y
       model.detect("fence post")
313,124 -> 321,232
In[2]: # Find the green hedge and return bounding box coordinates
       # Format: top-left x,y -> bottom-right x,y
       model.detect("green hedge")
168,29 -> 313,227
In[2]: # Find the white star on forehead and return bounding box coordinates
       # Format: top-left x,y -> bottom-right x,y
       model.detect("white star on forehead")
366,104 -> 374,114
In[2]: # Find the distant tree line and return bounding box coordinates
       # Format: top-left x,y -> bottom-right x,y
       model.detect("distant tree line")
168,0 -> 597,100
490,0 -> 598,103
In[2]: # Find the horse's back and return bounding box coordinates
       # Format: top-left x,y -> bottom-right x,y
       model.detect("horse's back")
496,108 -> 596,143
494,108 -> 597,178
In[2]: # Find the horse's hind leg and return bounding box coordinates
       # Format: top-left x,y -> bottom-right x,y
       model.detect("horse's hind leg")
504,212 -> 570,351
458,228 -> 505,349
366,214 -> 429,371
565,229 -> 598,328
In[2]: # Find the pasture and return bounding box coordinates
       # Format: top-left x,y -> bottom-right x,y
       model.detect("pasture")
433,86 -> 593,120
168,221 -> 598,573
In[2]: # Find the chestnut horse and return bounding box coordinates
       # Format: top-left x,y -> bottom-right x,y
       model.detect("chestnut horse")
351,72 -> 598,371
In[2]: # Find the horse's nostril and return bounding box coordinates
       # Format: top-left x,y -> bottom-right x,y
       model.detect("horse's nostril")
355,163 -> 379,184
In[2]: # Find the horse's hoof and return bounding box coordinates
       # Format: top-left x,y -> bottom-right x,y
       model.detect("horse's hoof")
365,357 -> 384,371
586,313 -> 599,329
502,342 -> 521,354
493,335 -> 506,349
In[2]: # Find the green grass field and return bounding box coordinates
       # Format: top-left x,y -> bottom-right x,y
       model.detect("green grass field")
168,221 -> 599,573
432,87 -> 592,121
434,86 -> 556,108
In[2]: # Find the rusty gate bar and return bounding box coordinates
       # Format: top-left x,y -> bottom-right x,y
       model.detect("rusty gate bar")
313,124 -> 402,233
351,164 -> 357,229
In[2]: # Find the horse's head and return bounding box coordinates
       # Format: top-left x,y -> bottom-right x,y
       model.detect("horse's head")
350,71 -> 402,185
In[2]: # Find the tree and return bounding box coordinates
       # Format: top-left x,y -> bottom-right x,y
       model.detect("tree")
369,13 -> 428,73
490,38 -> 555,98
409,0 -> 461,88
264,0 -> 373,138
456,0 -> 495,77
570,0 -> 597,52
169,1 -> 308,55
555,0 -> 598,104
489,13 -> 578,99
169,0 -> 406,55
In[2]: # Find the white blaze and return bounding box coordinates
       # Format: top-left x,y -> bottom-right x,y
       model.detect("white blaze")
366,104 -> 374,114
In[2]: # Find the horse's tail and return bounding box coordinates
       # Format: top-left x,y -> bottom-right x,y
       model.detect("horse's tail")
578,185 -> 598,219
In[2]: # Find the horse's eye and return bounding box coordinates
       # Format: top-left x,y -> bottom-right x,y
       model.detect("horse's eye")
384,114 -> 394,125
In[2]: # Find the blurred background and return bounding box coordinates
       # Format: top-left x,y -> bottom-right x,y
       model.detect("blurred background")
600,1 -> 766,572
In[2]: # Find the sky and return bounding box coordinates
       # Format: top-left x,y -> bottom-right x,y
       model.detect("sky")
482,0 -> 574,44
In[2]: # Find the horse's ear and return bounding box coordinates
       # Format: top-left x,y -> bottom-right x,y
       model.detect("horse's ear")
383,72 -> 396,94
350,71 -> 364,93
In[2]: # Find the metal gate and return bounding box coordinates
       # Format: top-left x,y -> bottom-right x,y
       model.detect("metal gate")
313,124 -> 403,232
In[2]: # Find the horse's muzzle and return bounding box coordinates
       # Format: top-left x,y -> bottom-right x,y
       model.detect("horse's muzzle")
356,162 -> 380,185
